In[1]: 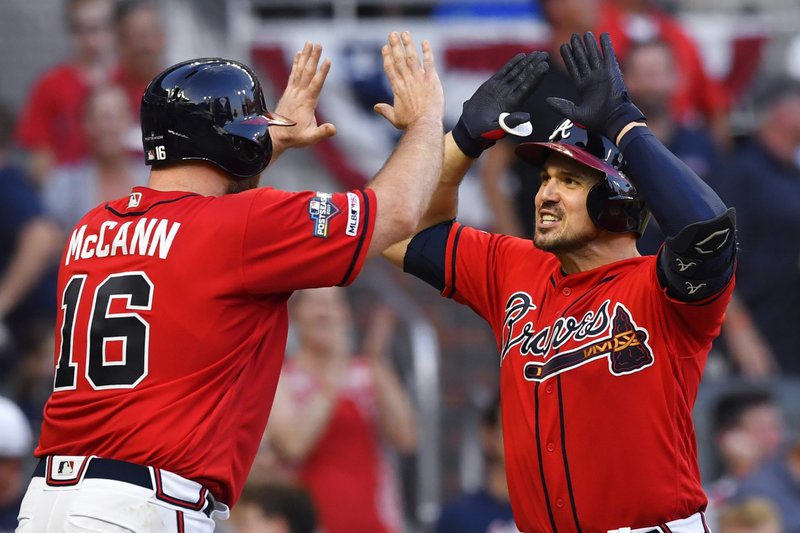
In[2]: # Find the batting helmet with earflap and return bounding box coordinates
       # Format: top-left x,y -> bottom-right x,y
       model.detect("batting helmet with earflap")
515,119 -> 650,236
140,58 -> 295,179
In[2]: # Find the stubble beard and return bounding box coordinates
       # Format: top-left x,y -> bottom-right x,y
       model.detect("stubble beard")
533,224 -> 598,253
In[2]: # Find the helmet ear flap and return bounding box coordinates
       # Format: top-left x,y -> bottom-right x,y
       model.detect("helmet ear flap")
586,179 -> 650,235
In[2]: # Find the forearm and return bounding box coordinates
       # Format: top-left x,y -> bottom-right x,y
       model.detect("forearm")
617,124 -> 726,237
371,360 -> 417,453
381,133 -> 471,267
368,117 -> 444,257
0,219 -> 62,318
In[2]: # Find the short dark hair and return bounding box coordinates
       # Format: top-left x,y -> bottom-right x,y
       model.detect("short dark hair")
622,38 -> 673,68
113,0 -> 157,26
750,75 -> 800,117
712,389 -> 775,437
239,483 -> 317,533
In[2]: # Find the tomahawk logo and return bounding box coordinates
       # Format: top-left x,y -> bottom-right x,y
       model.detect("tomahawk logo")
499,292 -> 654,382
522,304 -> 654,382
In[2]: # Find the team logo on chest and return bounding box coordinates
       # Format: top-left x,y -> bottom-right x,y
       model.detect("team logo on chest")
501,292 -> 654,382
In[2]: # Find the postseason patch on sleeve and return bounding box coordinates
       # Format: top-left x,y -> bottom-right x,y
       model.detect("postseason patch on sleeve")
308,192 -> 340,238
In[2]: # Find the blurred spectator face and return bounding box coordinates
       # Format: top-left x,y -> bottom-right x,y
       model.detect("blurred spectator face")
542,0 -> 599,34
770,93 -> 800,148
83,86 -> 132,161
623,41 -> 676,120
233,503 -> 289,533
291,287 -> 351,353
68,0 -> 114,62
716,395 -> 784,477
116,3 -> 165,81
718,498 -> 782,533
739,404 -> 784,459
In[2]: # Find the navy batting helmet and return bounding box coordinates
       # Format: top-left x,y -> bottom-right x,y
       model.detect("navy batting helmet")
141,58 -> 295,179
515,119 -> 650,236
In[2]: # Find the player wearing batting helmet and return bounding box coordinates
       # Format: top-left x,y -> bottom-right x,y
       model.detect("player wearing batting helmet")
19,33 -> 444,532
385,32 -> 735,533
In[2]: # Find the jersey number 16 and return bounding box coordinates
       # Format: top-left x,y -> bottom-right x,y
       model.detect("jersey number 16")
53,272 -> 153,391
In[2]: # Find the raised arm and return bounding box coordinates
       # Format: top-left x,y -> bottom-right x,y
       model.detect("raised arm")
547,32 -> 735,302
383,52 -> 550,268
365,32 -> 445,258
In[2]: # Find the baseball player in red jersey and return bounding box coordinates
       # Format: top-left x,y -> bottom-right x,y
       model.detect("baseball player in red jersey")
17,32 -> 444,532
385,33 -> 736,533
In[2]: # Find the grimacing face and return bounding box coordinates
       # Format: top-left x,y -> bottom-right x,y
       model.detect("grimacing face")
533,151 -> 604,253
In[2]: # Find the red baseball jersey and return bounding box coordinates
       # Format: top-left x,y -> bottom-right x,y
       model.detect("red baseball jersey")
281,359 -> 402,533
442,224 -> 733,533
36,185 -> 376,506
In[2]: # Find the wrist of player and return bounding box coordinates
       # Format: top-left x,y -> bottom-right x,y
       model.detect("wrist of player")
451,116 -> 496,158
605,102 -> 646,145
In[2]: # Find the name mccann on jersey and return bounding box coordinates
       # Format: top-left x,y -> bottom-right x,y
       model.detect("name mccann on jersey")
65,218 -> 181,265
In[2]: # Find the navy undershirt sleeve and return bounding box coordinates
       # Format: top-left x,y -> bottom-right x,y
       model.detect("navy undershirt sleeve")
618,127 -> 726,237
403,221 -> 453,292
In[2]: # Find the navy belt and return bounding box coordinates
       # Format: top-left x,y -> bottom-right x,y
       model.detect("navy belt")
34,457 -> 215,517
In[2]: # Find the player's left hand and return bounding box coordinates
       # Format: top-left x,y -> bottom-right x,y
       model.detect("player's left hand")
271,42 -> 337,156
546,32 -> 646,144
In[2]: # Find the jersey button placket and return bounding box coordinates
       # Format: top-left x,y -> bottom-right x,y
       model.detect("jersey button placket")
562,287 -> 571,296
546,442 -> 555,453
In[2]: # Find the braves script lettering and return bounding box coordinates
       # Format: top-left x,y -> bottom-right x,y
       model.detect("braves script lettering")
501,292 -> 610,360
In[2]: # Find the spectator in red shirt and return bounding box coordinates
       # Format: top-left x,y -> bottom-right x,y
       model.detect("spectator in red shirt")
268,287 -> 417,533
597,0 -> 731,146
15,0 -> 116,182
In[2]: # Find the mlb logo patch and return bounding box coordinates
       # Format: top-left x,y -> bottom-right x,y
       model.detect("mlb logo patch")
48,455 -> 88,483
58,460 -> 74,474
128,192 -> 142,209
308,193 -> 340,238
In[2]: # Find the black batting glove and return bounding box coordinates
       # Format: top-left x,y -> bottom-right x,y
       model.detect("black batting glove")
546,32 -> 645,143
452,51 -> 549,158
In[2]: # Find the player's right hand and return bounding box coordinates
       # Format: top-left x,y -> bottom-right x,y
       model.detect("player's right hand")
373,32 -> 444,131
452,51 -> 549,158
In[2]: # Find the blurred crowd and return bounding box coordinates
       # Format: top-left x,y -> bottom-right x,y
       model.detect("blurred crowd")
1,0 -> 799,532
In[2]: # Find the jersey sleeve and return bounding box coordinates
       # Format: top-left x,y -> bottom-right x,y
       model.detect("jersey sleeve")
653,264 -> 735,355
240,187 -> 376,293
441,223 -> 529,326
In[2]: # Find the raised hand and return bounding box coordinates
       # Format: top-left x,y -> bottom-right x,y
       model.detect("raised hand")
452,51 -> 550,158
373,32 -> 444,130
271,42 -> 337,155
546,32 -> 645,143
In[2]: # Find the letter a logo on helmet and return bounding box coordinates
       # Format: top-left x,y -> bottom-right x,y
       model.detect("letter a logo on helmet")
515,119 -> 650,236
140,58 -> 295,179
